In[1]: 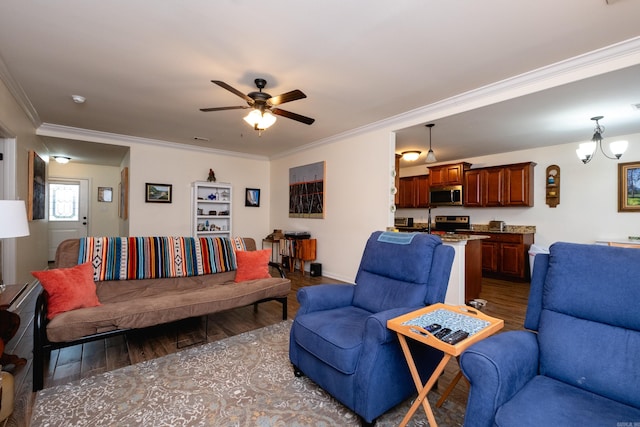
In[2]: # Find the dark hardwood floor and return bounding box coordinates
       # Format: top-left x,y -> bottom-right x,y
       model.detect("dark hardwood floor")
6,271 -> 530,426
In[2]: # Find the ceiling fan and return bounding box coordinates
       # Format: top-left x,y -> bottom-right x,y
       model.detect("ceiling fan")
200,78 -> 315,131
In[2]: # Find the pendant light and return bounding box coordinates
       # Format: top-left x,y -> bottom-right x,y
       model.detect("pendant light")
576,116 -> 628,164
425,123 -> 437,163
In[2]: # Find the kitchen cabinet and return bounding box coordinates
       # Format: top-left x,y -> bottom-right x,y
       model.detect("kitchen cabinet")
428,162 -> 471,187
397,175 -> 429,208
468,231 -> 534,281
464,162 -> 535,207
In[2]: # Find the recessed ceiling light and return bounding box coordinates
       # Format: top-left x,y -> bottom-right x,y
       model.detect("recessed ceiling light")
71,95 -> 86,104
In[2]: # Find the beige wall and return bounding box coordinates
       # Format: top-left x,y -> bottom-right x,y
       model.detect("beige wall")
48,161 -> 121,237
0,79 -> 49,283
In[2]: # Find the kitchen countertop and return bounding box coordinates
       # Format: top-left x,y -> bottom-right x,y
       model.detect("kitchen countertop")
439,234 -> 489,242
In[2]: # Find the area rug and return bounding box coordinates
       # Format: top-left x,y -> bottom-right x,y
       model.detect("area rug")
31,321 -> 465,426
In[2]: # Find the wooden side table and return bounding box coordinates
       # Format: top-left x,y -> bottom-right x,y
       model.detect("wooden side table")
387,303 -> 504,427
0,283 -> 29,368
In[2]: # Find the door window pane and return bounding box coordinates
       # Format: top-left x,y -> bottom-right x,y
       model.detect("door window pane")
49,183 -> 79,221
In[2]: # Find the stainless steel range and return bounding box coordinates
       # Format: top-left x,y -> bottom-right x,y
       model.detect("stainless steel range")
433,215 -> 471,233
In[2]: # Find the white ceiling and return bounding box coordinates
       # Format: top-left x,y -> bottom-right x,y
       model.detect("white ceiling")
1,1 -> 640,166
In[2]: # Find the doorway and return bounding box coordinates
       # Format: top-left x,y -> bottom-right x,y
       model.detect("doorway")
48,179 -> 89,261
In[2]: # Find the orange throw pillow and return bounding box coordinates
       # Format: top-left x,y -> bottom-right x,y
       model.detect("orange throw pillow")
32,262 -> 101,319
234,249 -> 272,282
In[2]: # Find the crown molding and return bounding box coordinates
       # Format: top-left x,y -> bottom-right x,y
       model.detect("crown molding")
272,36 -> 640,160
36,123 -> 270,161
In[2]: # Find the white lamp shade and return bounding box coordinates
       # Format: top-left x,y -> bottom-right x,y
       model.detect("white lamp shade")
425,149 -> 437,163
609,140 -> 628,157
0,200 -> 30,238
576,141 -> 596,161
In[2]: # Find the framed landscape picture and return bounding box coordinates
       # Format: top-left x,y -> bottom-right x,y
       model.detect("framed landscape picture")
145,183 -> 172,203
618,161 -> 640,212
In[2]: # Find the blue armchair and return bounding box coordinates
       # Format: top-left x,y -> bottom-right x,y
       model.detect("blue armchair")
289,231 -> 455,424
460,242 -> 640,427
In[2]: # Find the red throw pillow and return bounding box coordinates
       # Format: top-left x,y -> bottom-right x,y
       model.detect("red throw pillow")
234,249 -> 272,282
32,262 -> 101,319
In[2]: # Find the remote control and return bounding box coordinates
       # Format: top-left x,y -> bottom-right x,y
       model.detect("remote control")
433,328 -> 451,339
424,323 -> 441,333
442,329 -> 469,345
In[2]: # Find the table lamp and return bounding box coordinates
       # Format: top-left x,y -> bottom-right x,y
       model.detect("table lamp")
0,200 -> 30,288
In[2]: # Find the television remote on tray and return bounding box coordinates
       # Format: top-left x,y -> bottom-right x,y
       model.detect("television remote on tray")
424,323 -> 441,333
433,328 -> 452,339
442,329 -> 470,345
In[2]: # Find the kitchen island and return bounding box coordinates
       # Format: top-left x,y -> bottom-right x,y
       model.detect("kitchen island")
439,234 -> 487,305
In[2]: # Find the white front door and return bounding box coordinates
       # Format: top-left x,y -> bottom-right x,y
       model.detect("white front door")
48,179 -> 89,261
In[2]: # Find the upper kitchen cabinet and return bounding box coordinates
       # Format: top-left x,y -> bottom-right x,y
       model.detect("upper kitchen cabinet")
428,162 -> 471,187
398,175 -> 429,208
464,162 -> 536,207
504,162 -> 536,206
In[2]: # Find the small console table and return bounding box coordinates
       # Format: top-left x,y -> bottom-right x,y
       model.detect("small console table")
0,283 -> 30,368
280,238 -> 316,274
387,303 -> 504,426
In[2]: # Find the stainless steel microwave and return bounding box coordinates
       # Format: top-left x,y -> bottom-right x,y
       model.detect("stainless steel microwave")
429,185 -> 463,206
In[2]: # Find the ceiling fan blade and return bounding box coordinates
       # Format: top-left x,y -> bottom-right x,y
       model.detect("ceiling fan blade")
272,108 -> 315,125
200,106 -> 249,112
268,89 -> 307,106
211,80 -> 253,104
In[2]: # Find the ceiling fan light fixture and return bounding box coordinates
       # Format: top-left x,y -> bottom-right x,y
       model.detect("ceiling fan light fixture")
243,109 -> 277,130
401,150 -> 421,161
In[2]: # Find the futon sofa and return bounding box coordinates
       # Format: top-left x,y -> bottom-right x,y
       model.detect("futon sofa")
33,236 -> 290,391
460,242 -> 640,427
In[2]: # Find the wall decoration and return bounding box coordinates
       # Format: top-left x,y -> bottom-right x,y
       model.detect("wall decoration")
289,161 -> 325,219
28,150 -> 46,220
245,188 -> 260,207
119,167 -> 128,219
98,187 -> 113,202
618,161 -> 640,212
145,183 -> 172,203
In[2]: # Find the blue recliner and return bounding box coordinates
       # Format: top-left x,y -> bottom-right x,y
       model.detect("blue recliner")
460,242 -> 640,427
289,231 -> 455,424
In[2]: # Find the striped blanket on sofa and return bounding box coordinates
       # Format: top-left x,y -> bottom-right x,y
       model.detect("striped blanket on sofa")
78,236 -> 243,281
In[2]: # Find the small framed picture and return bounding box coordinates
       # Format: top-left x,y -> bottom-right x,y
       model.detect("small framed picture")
98,187 -> 113,202
618,162 -> 640,212
245,188 -> 260,207
145,183 -> 172,203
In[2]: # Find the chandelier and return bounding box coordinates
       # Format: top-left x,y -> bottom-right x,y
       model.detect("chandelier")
576,116 -> 628,164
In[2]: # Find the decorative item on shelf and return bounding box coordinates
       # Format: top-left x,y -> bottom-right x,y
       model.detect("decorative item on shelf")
545,165 -> 560,208
208,210 -> 216,215
221,190 -> 230,201
208,193 -> 216,200
219,210 -> 229,216
208,169 -> 216,182
576,116 -> 628,164
425,123 -> 437,164
197,208 -> 203,215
